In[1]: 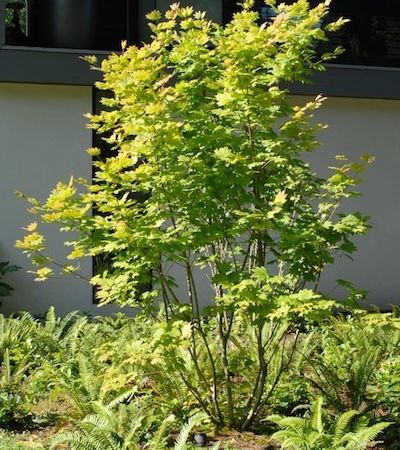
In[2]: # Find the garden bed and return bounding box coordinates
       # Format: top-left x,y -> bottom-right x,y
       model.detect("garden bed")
0,308 -> 398,449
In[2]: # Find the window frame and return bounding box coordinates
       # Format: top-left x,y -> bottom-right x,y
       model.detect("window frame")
0,0 -> 153,86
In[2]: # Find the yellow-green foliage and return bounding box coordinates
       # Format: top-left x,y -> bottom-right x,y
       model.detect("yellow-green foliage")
17,1 -> 368,308
15,1 -> 374,430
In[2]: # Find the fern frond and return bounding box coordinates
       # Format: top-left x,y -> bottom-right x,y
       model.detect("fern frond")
148,414 -> 176,450
271,430 -> 319,449
310,397 -> 323,433
63,316 -> 88,355
56,310 -> 80,338
174,412 -> 208,450
333,409 -> 358,440
106,388 -> 137,409
343,422 -> 392,450
268,416 -> 307,434
51,430 -> 101,450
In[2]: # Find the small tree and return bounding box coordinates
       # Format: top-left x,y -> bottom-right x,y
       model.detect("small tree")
16,0 -> 371,429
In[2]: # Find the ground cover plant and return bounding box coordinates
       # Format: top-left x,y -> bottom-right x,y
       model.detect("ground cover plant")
269,396 -> 391,450
10,0 -> 400,448
0,311 -> 398,448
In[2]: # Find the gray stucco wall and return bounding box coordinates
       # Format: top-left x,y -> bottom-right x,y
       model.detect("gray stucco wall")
0,83 -> 93,315
0,83 -> 136,316
298,96 -> 400,309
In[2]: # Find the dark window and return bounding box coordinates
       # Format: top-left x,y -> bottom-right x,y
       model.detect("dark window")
4,0 -> 137,51
223,0 -> 400,68
322,0 -> 400,67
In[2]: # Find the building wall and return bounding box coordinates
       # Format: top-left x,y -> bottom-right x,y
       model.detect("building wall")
301,96 -> 400,309
0,83 -> 92,315
0,83 -> 132,316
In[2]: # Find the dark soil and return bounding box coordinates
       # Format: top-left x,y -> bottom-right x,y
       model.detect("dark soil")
213,430 -> 277,449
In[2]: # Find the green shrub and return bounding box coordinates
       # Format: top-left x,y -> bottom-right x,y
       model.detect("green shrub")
306,315 -> 400,416
0,308 -> 398,447
52,404 -> 215,450
16,1 -> 371,430
268,397 -> 391,450
369,357 -> 400,420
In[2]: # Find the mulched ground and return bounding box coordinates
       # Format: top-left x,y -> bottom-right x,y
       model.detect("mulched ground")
0,426 -> 390,449
213,430 -> 277,449
1,426 -> 57,448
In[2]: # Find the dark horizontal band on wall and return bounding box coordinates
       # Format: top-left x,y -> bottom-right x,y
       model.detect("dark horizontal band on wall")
0,46 -> 107,86
1,47 -> 400,100
290,63 -> 400,100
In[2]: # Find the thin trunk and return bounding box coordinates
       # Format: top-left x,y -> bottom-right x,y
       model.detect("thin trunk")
241,324 -> 268,430
185,258 -> 224,425
177,369 -> 221,426
243,329 -> 300,429
219,313 -> 235,428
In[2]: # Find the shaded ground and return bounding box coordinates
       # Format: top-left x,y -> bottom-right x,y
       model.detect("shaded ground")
214,431 -> 277,449
0,426 -> 390,449
2,427 -> 273,449
0,427 -> 54,449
